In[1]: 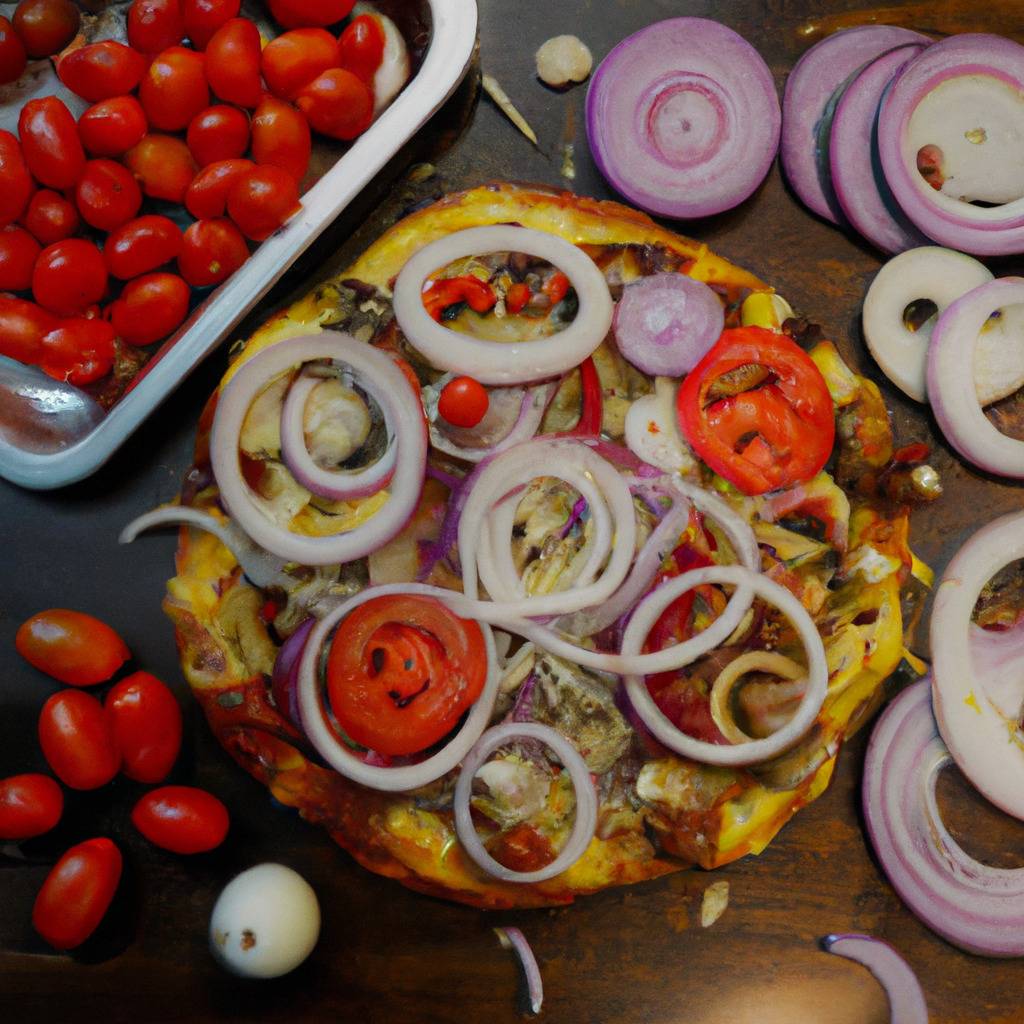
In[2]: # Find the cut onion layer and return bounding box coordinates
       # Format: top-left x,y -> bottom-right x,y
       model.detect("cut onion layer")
392,226 -> 613,386
623,378 -> 696,475
822,934 -> 928,1024
710,651 -> 805,744
863,679 -> 1024,956
585,17 -> 780,219
494,928 -> 543,1015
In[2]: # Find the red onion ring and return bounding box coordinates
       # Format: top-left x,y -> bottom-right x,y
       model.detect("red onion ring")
863,679 -> 1024,956
270,617 -> 316,728
585,17 -> 780,219
822,934 -> 928,1023
454,721 -> 598,883
494,927 -> 543,1015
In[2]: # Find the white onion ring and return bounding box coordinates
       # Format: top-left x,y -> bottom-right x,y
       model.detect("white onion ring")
392,226 -> 613,386
623,565 -> 828,766
822,934 -> 928,1023
211,334 -> 427,565
709,651 -> 805,744
453,721 -> 598,883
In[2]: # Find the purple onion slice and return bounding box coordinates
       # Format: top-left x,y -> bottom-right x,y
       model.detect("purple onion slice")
822,934 -> 928,1023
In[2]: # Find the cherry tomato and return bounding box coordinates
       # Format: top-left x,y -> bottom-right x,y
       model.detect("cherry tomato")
18,97 -> 86,190
438,375 -> 489,428
505,281 -> 530,314
0,225 -> 41,291
77,96 -> 149,157
127,0 -> 184,54
75,158 -> 142,232
338,13 -> 385,86
181,0 -> 239,50
0,774 -> 63,840
109,271 -> 190,346
140,45 -> 210,132
0,131 -> 34,226
184,157 -> 253,219
57,41 -> 147,102
267,0 -> 354,30
227,164 -> 300,241
12,0 -> 80,59
0,297 -> 56,363
295,67 -> 373,140
125,133 -> 197,202
0,15 -> 27,85
38,690 -> 120,790
205,17 -> 261,108
32,838 -> 122,949
104,214 -> 183,280
178,217 -> 247,287
17,608 -> 130,684
131,785 -> 229,853
105,671 -> 182,784
32,239 -> 107,316
250,97 -> 310,183
22,188 -> 78,244
40,316 -> 116,385
186,104 -> 249,166
261,28 -> 341,100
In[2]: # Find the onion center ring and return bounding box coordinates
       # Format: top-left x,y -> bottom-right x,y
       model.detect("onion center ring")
709,650 -> 806,744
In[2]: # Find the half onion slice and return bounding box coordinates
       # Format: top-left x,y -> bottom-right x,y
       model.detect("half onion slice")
822,934 -> 928,1023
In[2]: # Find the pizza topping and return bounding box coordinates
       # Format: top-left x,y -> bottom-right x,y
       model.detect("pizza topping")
822,935 -> 928,1023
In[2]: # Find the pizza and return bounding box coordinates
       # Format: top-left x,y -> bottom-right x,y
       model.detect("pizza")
156,182 -> 927,910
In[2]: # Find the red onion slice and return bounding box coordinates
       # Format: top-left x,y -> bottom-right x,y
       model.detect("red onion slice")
454,721 -> 598,883
782,26 -> 930,224
930,511 -> 1024,821
494,928 -> 543,1015
822,934 -> 928,1023
863,679 -> 1024,956
585,17 -> 780,219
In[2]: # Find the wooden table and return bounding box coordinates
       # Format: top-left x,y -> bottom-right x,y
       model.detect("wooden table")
1,2 -> 1022,1021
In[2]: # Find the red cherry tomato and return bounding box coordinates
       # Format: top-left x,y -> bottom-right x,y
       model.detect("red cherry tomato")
261,28 -> 341,100
38,690 -> 120,790
0,15 -> 27,84
178,217 -> 248,287
32,838 -> 122,950
77,96 -> 149,157
181,0 -> 239,50
338,13 -> 385,85
0,297 -> 56,363
75,158 -> 142,232
0,225 -> 41,291
105,671 -> 182,784
227,164 -> 300,241
296,67 -> 373,140
186,104 -> 249,166
57,41 -> 147,102
0,131 -> 34,226
12,0 -> 80,59
22,189 -> 79,245
109,271 -> 190,345
0,774 -> 63,840
40,316 -> 116,385
205,17 -> 261,108
18,97 -> 86,190
104,214 -> 183,280
250,96 -> 310,183
184,157 -> 253,219
131,785 -> 229,853
140,45 -> 210,131
438,376 -> 489,428
127,0 -> 185,54
17,608 -> 130,684
32,239 -> 107,316
125,133 -> 197,202
267,0 -> 354,30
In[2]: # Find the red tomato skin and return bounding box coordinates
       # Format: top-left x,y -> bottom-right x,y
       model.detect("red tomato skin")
184,157 -> 253,219
17,609 -> 130,685
23,189 -> 79,245
12,0 -> 80,59
0,297 -> 57,362
227,164 -> 300,241
32,838 -> 122,949
40,316 -> 116,386
181,0 -> 240,50
131,785 -> 229,853
105,671 -> 182,784
267,0 -> 354,30
18,97 -> 86,190
0,225 -> 41,291
140,46 -> 210,132
0,131 -> 34,226
32,239 -> 108,317
0,15 -> 27,85
250,97 -> 310,183
261,28 -> 341,100
77,96 -> 149,157
127,0 -> 185,54
125,133 -> 197,203
205,17 -> 262,108
178,217 -> 248,287
109,271 -> 190,346
338,14 -> 385,85
438,376 -> 489,428
75,159 -> 143,232
0,774 -> 63,840
57,41 -> 147,102
104,214 -> 183,280
38,690 -> 121,790
186,105 -> 249,166
295,67 -> 373,140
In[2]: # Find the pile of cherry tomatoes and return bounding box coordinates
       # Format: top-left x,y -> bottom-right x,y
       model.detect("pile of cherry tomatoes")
0,0 -> 394,391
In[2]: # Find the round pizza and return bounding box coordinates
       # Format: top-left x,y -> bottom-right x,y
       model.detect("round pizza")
145,182 -> 930,910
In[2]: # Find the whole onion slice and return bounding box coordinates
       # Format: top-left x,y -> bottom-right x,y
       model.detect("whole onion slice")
822,934 -> 928,1023
211,334 -> 427,565
863,679 -> 1024,956
392,226 -> 613,386
454,721 -> 598,883
929,511 -> 1024,820
877,34 -> 1024,255
829,44 -> 930,255
782,25 -> 930,224
585,17 -> 780,219
612,274 -> 724,376
927,277 -> 1024,478
862,246 -> 993,404
622,565 -> 828,766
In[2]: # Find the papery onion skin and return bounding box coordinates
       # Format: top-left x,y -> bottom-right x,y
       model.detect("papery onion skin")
822,934 -> 929,1024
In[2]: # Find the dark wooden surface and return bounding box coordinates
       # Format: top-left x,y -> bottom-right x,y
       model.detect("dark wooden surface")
2,2 -> 1023,1022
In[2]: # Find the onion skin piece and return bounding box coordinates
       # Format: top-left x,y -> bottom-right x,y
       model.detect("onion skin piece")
822,934 -> 928,1024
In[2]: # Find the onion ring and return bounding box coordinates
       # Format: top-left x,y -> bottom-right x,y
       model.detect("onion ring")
709,651 -> 806,744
